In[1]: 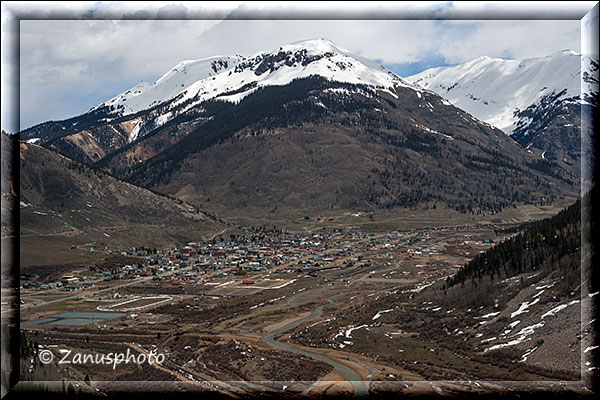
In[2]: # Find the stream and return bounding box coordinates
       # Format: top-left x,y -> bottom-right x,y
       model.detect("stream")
261,293 -> 369,397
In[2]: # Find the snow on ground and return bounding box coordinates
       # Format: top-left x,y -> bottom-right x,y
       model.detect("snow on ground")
95,56 -> 243,117
541,299 -> 580,319
173,40 -> 413,112
372,308 -> 395,320
307,318 -> 334,328
412,121 -> 454,140
334,324 -> 369,340
249,296 -> 286,310
128,118 -> 142,142
536,281 -> 557,290
476,311 -> 500,319
511,297 -> 539,318
97,295 -> 173,312
215,280 -> 235,288
345,325 -> 369,338
519,346 -> 539,362
235,279 -> 297,290
505,320 -> 520,332
484,321 -> 545,352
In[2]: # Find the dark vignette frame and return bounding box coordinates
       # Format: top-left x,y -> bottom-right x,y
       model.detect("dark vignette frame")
1,2 -> 598,399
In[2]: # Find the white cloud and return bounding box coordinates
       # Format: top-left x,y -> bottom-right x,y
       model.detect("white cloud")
437,20 -> 581,63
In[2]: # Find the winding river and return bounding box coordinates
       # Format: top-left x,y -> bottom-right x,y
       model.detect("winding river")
261,293 -> 369,397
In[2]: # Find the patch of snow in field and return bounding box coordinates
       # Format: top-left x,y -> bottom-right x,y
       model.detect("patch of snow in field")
584,346 -> 598,353
485,321 -> 545,352
511,297 -> 539,318
307,318 -> 333,328
536,282 -> 556,290
271,279 -> 297,289
250,296 -> 286,309
128,118 -> 143,142
503,320 -> 521,335
476,311 -> 500,319
372,308 -> 395,320
345,324 -> 369,339
541,299 -> 579,319
215,280 -> 235,288
520,346 -> 538,362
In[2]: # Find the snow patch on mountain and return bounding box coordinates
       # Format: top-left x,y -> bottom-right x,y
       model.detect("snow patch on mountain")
407,50 -> 585,135
95,55 -> 243,116
95,39 -> 417,126
171,39 -> 416,111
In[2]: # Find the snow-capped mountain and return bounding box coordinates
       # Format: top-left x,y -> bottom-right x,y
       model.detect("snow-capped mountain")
21,38 -> 420,161
101,38 -> 416,119
19,39 -> 577,215
406,50 -> 586,136
407,50 -> 598,178
96,55 -> 244,117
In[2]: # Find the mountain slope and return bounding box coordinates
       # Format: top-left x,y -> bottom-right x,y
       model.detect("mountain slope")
115,75 -> 575,215
407,50 -> 584,135
415,196 -> 589,373
94,55 -> 243,118
20,39 -> 414,164
12,134 -> 225,265
406,51 -> 598,178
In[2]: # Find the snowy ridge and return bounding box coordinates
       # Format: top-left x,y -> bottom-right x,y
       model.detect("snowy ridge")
170,39 -> 416,110
95,39 -> 416,123
406,50 -> 587,135
95,55 -> 243,116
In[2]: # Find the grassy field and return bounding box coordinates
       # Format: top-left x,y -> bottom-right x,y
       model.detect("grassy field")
207,196 -> 578,233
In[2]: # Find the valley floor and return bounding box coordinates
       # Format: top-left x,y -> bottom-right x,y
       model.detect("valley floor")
7,219 -> 593,398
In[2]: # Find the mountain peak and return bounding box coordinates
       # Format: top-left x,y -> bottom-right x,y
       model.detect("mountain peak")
91,38 -> 416,119
407,50 -> 584,134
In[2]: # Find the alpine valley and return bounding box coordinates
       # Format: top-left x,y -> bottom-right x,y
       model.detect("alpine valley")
7,39 -> 597,398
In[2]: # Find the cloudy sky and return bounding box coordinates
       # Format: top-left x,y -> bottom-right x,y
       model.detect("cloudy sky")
1,1 -> 596,132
